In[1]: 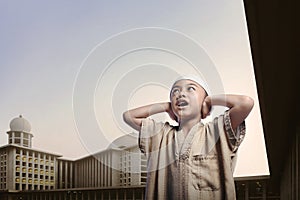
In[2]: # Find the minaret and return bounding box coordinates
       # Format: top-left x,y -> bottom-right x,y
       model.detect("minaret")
7,115 -> 33,148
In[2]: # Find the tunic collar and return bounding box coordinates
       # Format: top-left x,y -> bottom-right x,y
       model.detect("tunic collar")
175,122 -> 204,160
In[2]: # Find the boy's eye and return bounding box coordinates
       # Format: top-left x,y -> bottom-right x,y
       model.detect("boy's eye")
187,87 -> 195,91
171,89 -> 180,95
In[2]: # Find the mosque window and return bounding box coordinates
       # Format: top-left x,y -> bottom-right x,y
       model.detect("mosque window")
23,139 -> 29,147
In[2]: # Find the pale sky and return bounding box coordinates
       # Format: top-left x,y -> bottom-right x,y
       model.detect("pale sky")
0,0 -> 269,177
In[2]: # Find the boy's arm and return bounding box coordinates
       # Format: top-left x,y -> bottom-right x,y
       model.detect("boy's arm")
123,102 -> 174,131
202,94 -> 254,130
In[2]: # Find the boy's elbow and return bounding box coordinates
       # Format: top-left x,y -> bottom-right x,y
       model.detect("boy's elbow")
241,95 -> 254,112
123,111 -> 130,124
123,111 -> 142,131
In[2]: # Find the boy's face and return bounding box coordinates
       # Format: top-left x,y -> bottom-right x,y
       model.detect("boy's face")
170,79 -> 207,122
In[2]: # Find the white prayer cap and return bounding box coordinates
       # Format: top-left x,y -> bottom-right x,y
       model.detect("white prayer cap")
171,74 -> 211,96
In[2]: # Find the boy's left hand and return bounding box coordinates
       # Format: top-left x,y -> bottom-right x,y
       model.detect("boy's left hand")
201,96 -> 212,119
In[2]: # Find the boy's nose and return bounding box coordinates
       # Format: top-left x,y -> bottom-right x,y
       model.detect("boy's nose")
177,91 -> 186,99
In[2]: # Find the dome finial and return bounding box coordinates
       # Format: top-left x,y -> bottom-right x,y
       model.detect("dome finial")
19,114 -> 22,118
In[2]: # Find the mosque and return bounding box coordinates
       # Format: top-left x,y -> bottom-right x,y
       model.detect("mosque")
0,115 -> 147,199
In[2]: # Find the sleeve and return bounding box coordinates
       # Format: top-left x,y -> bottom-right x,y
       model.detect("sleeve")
223,110 -> 246,152
138,118 -> 165,155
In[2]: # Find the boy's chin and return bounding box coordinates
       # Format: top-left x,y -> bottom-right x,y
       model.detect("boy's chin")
176,113 -> 201,122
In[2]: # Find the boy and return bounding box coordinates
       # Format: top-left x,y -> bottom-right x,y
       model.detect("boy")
123,75 -> 254,199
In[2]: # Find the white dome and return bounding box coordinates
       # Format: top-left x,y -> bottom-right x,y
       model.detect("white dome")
108,134 -> 138,150
9,115 -> 31,133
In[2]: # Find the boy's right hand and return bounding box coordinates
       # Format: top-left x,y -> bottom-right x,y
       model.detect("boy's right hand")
166,102 -> 178,122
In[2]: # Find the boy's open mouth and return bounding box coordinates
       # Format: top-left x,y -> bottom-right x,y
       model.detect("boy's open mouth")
176,99 -> 188,107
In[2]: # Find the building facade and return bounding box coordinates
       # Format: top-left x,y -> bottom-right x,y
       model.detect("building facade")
0,116 -> 61,192
0,116 -> 149,200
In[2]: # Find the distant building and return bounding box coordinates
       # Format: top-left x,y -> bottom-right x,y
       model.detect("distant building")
0,115 -> 147,200
56,135 -> 147,190
0,115 -> 61,191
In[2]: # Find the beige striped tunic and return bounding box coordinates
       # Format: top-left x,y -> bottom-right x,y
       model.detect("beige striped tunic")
139,111 -> 246,200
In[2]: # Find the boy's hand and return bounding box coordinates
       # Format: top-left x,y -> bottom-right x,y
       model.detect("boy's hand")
166,102 -> 178,122
201,96 -> 212,119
